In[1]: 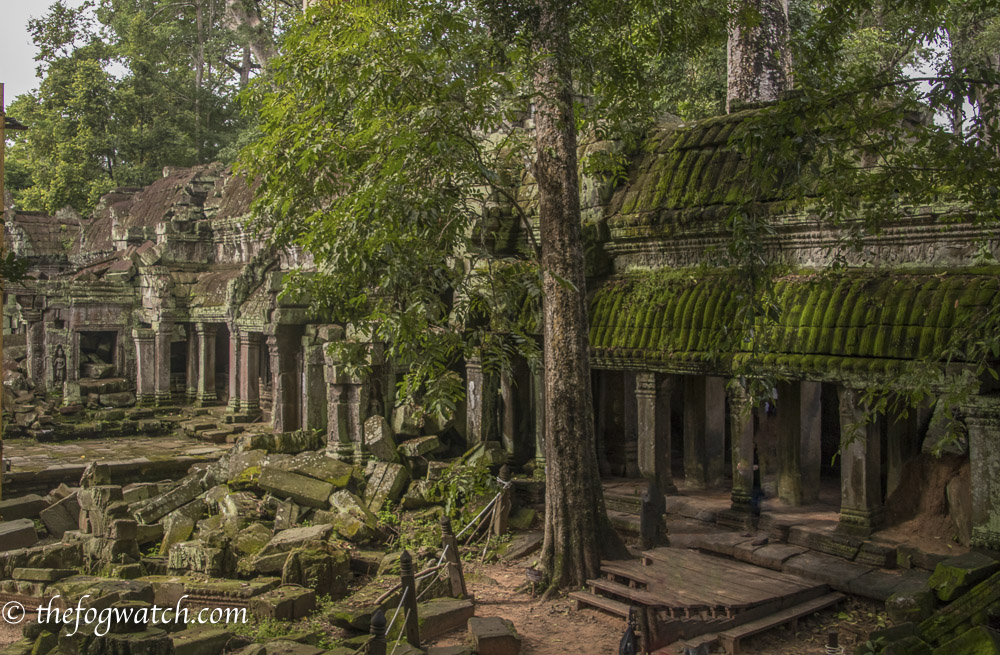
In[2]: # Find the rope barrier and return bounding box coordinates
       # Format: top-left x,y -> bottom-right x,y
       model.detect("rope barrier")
385,585 -> 408,637
388,608 -> 410,655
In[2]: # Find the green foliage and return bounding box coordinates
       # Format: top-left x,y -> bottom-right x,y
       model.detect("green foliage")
5,0 -> 293,215
426,459 -> 498,524
712,0 -> 1000,442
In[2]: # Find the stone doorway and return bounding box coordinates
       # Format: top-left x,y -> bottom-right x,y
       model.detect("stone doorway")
77,330 -> 118,378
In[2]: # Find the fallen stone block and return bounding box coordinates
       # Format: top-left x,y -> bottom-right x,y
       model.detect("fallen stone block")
136,523 -> 164,546
364,415 -> 400,463
325,490 -> 379,542
0,494 -> 49,521
258,467 -> 334,509
399,435 -> 442,458
11,568 -> 77,582
133,475 -> 204,524
388,598 -> 474,642
285,451 -> 357,488
928,551 -> 999,602
281,543 -> 351,600
391,403 -> 423,437
501,531 -> 542,562
39,492 -> 80,538
167,540 -> 231,577
935,625 -> 1000,654
888,583 -> 937,624
364,462 -> 410,511
467,617 -> 521,655
170,627 -> 233,655
0,519 -> 38,552
249,585 -> 316,621
234,523 -> 273,558
99,391 -> 136,408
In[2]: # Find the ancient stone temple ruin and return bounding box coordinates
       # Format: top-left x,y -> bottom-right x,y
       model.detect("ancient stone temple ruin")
3,105 -> 1000,654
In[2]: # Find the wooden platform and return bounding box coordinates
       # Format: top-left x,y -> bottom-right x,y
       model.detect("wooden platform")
571,547 -> 833,650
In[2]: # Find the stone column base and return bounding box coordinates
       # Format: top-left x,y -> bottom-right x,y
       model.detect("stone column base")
838,507 -> 883,537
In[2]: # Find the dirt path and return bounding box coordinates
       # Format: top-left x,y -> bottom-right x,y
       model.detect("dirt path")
425,561 -> 622,654
425,558 -> 886,654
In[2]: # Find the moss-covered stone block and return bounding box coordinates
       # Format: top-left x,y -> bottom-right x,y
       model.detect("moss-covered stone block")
931,625 -> 1000,655
928,552 -> 999,602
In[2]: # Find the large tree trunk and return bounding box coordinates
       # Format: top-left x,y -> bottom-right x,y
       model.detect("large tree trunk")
533,0 -> 619,590
224,0 -> 277,69
727,0 -> 791,112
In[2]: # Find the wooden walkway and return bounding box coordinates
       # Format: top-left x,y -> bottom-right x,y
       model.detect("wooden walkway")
571,547 -> 842,652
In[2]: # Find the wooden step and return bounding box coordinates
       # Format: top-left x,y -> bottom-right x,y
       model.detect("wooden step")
588,578 -> 671,609
569,591 -> 631,618
717,592 -> 845,654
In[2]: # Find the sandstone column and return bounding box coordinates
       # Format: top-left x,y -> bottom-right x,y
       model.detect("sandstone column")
132,328 -> 156,404
195,323 -> 217,406
301,338 -> 328,432
227,327 -> 241,414
886,410 -> 918,498
500,370 -> 516,456
185,325 -> 199,402
965,396 -> 1000,550
684,376 -> 727,488
683,376 -> 708,488
532,356 -> 546,473
238,332 -> 261,415
776,381 -> 803,505
465,355 -> 499,447
636,372 -> 676,494
623,371 -> 641,478
837,385 -> 883,535
729,384 -> 755,513
23,310 -> 46,390
800,381 -> 822,504
705,376 -> 727,487
154,320 -> 174,405
267,331 -> 302,432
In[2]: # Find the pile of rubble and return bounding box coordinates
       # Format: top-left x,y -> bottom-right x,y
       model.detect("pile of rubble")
0,415 -> 535,655
3,348 -> 145,441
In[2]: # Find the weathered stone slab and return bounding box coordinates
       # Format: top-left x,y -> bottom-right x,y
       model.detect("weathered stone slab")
281,543 -> 351,599
249,585 -> 316,621
749,544 -> 807,571
386,598 -> 473,642
391,403 -> 423,437
0,519 -> 38,552
324,490 -> 380,543
782,551 -> 873,589
171,627 -> 233,655
467,616 -> 522,655
284,451 -> 356,488
40,492 -> 80,538
12,568 -> 76,582
258,467 -> 333,509
928,551 -> 999,602
399,435 -> 442,458
855,541 -> 897,569
167,540 -> 230,577
364,462 -> 410,511
257,524 -> 333,559
501,531 -> 543,562
935,625 -> 1000,654
918,571 -> 1000,646
133,475 -> 204,524
0,494 -> 48,521
888,582 -> 937,624
364,415 -> 400,463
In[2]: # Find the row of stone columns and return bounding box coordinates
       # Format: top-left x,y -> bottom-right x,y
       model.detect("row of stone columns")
626,371 -> 900,536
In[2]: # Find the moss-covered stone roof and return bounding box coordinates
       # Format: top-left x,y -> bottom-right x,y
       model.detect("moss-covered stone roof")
606,109 -> 796,234
589,268 -> 1000,375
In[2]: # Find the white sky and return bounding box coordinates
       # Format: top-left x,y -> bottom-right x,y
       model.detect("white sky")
1,0 -> 87,105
